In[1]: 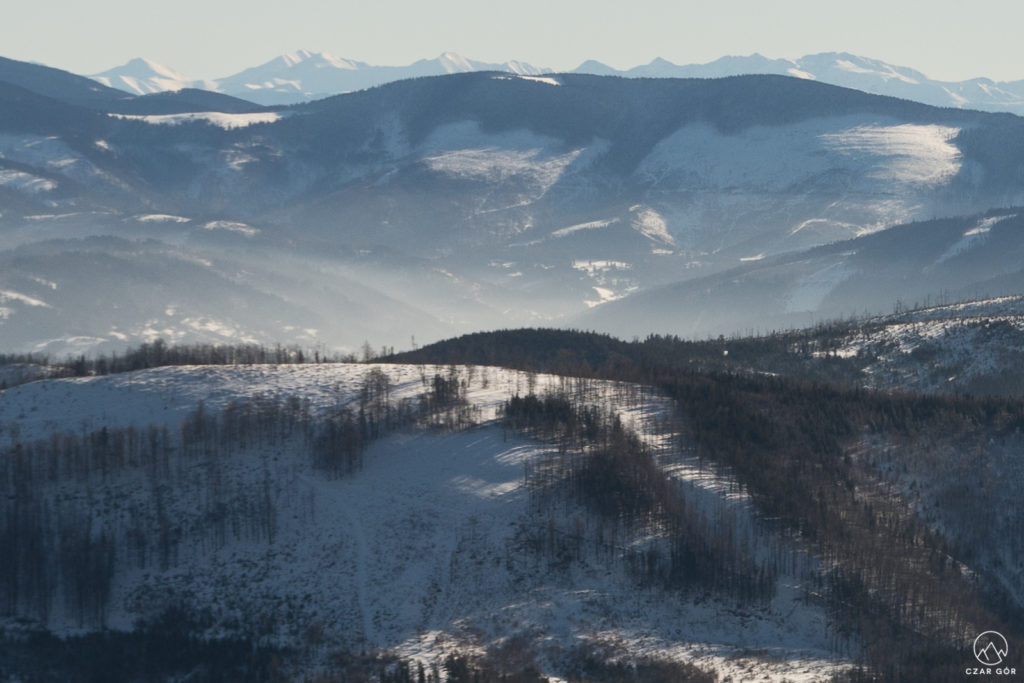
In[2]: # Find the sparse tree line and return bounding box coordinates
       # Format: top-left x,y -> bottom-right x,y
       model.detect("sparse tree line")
0,367 -> 471,631
0,361 -> 725,681
398,327 -> 1024,681
651,373 -> 1023,681
504,392 -> 777,603
6,322 -> 1024,679
0,338 -> 406,391
389,316 -> 1024,397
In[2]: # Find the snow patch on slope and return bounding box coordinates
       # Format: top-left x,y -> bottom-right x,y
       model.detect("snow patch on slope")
110,111 -> 286,130
0,290 -> 51,308
835,58 -> 919,84
519,75 -> 561,86
202,220 -> 259,236
572,260 -> 631,276
638,116 -> 962,196
935,213 -> 1013,264
551,218 -> 618,238
420,123 -> 582,193
423,147 -> 579,185
819,123 -> 960,185
0,169 -> 56,193
629,205 -> 676,247
135,213 -> 191,223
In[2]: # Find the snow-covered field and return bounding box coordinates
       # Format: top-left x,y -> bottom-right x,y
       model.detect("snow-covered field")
0,363 -> 852,680
109,111 -> 288,130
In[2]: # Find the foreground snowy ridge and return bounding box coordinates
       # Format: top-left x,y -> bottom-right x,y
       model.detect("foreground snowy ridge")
0,363 -> 852,681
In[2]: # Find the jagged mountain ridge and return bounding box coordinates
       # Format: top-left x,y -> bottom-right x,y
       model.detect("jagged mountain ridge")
579,52 -> 1024,115
86,49 -> 1024,112
93,49 -> 554,104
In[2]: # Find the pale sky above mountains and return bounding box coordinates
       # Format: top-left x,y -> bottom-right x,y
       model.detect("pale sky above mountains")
7,0 -> 1024,82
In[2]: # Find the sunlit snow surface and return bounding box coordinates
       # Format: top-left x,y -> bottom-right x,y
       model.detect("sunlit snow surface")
550,218 -> 618,238
629,205 -> 676,247
0,289 -> 51,308
0,364 -> 852,680
934,213 -> 1013,264
640,116 -> 960,190
109,111 -> 287,129
420,123 -> 583,193
490,75 -> 561,86
634,116 -> 963,251
834,58 -> 920,85
134,213 -> 191,223
422,146 -> 580,184
0,169 -> 56,193
818,123 -> 961,185
518,75 -> 561,86
202,219 -> 259,236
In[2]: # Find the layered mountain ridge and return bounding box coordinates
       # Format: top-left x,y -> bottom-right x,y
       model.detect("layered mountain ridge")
3,55 -> 1024,354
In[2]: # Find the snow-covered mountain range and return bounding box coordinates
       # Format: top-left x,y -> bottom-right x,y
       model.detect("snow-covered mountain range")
5,53 -> 1024,354
87,49 -> 1024,112
92,50 -> 553,104
578,52 -> 1024,115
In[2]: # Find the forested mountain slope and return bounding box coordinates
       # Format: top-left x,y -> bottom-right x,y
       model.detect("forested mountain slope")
2,362 -> 851,681
5,60 -> 1024,352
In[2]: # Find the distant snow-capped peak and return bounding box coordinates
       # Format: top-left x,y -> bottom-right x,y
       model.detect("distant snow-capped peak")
568,52 -> 1024,114
84,50 -> 1024,114
90,57 -> 193,95
438,51 -> 474,73
279,49 -> 315,67
270,49 -> 363,71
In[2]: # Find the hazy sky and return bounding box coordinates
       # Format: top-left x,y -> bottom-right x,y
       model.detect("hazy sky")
6,0 -> 1023,82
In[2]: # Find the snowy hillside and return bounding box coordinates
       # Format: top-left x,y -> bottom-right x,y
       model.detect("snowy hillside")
806,294 -> 1024,396
0,362 -> 853,681
579,209 -> 1024,341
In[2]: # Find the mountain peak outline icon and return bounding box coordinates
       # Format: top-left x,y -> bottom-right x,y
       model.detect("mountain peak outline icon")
975,632 -> 1009,665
